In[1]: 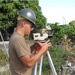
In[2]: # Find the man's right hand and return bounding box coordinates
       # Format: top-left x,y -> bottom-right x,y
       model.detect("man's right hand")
36,40 -> 52,52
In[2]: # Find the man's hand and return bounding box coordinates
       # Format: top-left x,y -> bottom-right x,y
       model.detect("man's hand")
37,40 -> 52,47
33,40 -> 52,52
31,40 -> 52,52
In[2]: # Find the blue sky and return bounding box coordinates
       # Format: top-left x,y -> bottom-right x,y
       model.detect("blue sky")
39,0 -> 75,24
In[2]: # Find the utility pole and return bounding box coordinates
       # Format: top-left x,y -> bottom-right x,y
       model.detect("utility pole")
62,17 -> 66,25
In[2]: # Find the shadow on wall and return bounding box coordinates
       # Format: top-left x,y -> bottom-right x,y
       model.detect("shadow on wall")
0,27 -> 14,41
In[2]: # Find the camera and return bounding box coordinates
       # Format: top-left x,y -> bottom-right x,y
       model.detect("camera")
33,33 -> 52,42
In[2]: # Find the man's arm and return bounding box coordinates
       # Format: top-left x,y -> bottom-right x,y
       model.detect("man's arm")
19,40 -> 52,68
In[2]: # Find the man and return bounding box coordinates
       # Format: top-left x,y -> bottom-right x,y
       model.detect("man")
9,8 -> 52,75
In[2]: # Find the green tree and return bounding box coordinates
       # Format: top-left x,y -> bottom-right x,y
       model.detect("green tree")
48,22 -> 75,45
49,22 -> 65,39
69,20 -> 75,26
66,24 -> 75,44
0,0 -> 46,30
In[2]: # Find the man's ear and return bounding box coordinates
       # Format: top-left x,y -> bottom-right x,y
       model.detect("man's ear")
23,25 -> 25,28
22,22 -> 26,27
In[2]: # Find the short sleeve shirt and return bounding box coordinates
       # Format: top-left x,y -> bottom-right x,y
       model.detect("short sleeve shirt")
9,32 -> 32,75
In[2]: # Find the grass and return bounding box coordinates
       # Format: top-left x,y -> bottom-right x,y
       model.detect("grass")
0,49 -> 10,75
0,50 -> 8,67
0,70 -> 11,75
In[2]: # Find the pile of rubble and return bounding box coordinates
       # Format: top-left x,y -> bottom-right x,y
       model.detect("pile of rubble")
58,56 -> 75,75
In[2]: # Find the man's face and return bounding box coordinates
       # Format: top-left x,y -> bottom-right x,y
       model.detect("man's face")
24,21 -> 33,36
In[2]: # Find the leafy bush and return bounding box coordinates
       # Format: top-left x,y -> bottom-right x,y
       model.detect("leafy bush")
0,49 -> 7,67
0,70 -> 11,75
42,45 -> 75,75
